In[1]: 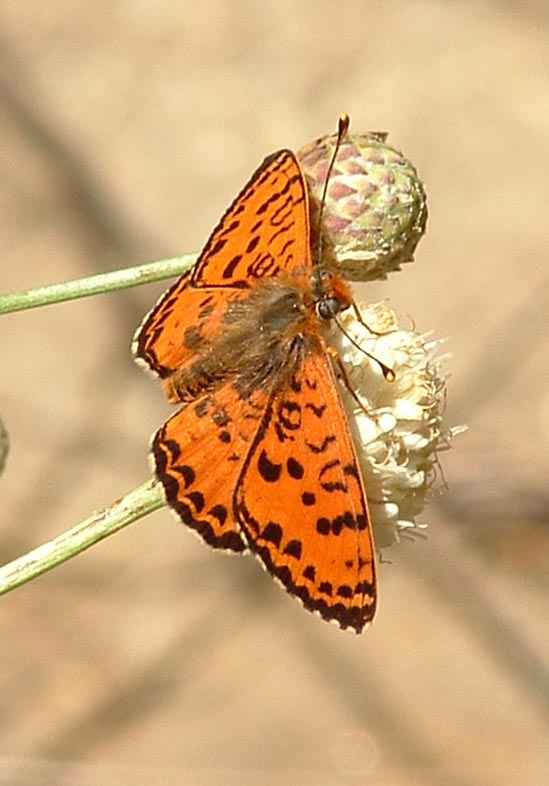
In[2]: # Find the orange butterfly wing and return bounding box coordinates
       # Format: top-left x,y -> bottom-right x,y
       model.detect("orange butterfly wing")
136,148 -> 377,631
234,352 -> 376,632
152,382 -> 269,552
134,150 -> 311,551
134,150 -> 309,379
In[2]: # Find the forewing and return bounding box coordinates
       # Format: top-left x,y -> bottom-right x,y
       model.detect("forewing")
234,351 -> 376,633
134,150 -> 310,379
134,274 -> 247,379
191,150 -> 310,287
153,382 -> 269,551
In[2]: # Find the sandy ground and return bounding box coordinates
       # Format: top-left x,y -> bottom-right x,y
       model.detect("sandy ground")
1,2 -> 548,784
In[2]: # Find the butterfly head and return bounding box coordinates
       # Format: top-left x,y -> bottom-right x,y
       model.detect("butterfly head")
316,296 -> 343,321
311,267 -> 353,323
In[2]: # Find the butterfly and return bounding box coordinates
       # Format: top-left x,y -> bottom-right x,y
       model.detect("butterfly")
134,133 -> 377,633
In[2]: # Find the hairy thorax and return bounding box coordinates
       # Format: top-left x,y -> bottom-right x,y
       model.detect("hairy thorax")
166,273 -> 324,404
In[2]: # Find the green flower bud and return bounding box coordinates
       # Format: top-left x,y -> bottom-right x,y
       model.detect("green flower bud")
298,129 -> 427,281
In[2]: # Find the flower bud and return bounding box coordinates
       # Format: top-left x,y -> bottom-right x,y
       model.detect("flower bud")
298,129 -> 427,281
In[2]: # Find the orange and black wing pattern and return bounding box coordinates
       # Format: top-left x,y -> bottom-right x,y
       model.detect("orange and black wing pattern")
234,351 -> 376,632
135,144 -> 377,632
133,151 -> 310,380
152,381 -> 270,552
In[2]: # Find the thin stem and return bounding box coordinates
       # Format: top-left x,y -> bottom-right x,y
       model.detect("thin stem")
0,479 -> 165,596
0,254 -> 197,314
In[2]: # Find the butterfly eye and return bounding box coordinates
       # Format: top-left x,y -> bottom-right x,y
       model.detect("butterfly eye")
317,296 -> 342,321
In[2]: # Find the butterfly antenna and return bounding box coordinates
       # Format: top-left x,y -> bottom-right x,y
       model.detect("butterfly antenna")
334,315 -> 396,381
316,113 -> 350,262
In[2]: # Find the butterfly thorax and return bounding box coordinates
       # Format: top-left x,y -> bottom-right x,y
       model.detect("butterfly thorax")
165,269 -> 352,405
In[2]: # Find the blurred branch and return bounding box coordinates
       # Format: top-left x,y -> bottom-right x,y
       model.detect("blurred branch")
0,479 -> 165,596
0,255 -> 196,314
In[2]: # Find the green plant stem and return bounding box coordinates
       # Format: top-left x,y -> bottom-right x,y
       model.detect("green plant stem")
0,254 -> 197,314
0,479 -> 165,596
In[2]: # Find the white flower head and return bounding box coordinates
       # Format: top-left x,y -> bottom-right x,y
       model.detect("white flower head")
324,301 -> 463,550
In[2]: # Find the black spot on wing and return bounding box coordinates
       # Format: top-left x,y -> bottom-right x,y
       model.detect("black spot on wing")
316,517 -> 330,536
305,434 -> 336,454
355,579 -> 375,595
336,584 -> 354,599
318,581 -> 333,597
283,539 -> 302,560
223,254 -> 243,279
262,522 -> 283,548
171,463 -> 195,489
315,512 -> 366,536
277,399 -> 302,431
246,235 -> 260,253
186,491 -> 204,513
258,449 -> 281,482
304,401 -> 326,418
287,457 -> 304,479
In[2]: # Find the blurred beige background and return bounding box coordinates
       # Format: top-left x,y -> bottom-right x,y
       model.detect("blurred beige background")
1,2 -> 548,784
